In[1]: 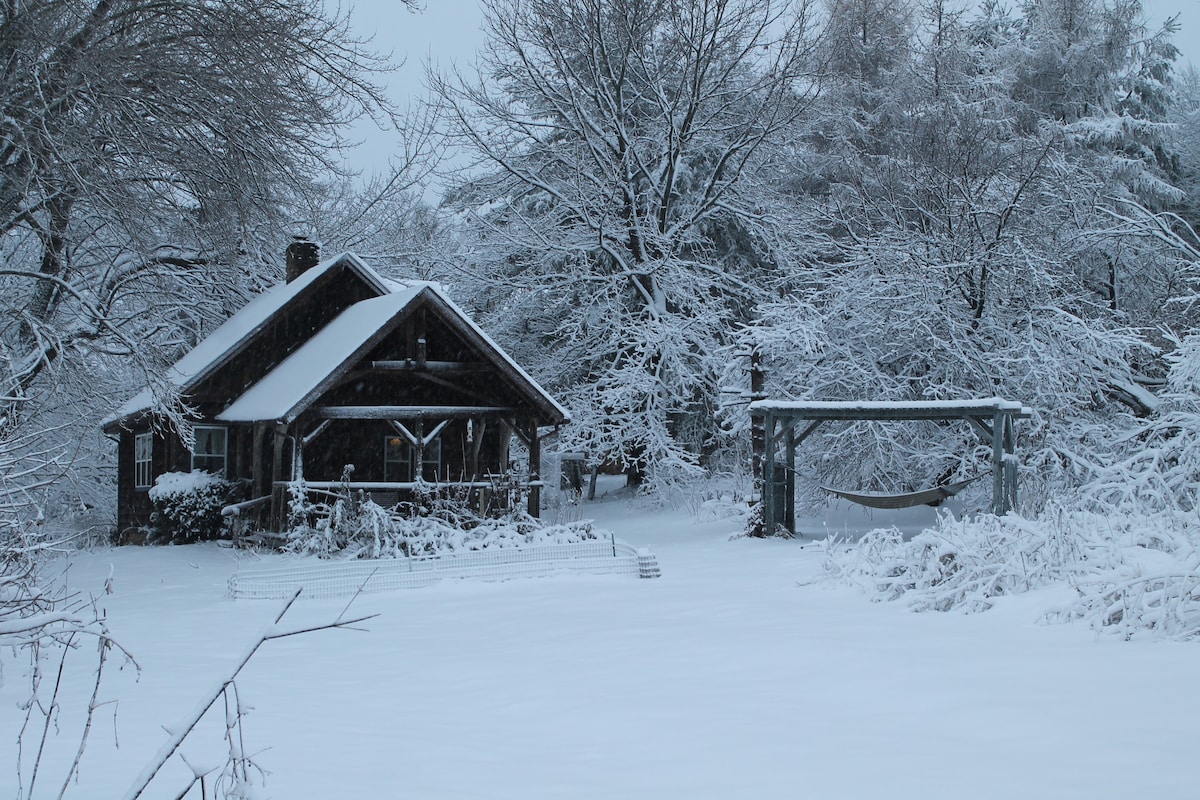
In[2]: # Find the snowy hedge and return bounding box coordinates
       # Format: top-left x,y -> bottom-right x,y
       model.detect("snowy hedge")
148,471 -> 235,544
822,508 -> 1200,641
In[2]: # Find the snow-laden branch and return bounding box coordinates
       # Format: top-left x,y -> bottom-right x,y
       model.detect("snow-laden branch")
121,588 -> 376,800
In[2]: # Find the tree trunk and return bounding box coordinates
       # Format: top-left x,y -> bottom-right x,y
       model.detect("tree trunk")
26,192 -> 74,328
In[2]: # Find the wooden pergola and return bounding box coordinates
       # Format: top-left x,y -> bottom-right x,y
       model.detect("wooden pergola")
747,399 -> 1032,536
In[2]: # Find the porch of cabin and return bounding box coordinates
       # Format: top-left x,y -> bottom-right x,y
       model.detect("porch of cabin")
222,410 -> 552,535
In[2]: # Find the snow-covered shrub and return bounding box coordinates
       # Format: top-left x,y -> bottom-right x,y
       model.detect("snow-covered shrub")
284,480 -> 600,559
148,471 -> 234,544
670,470 -> 753,521
1085,332 -> 1200,512
822,507 -> 1200,640
1044,513 -> 1200,640
822,510 -> 1095,613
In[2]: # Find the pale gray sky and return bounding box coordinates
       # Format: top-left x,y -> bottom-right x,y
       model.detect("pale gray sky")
337,0 -> 1200,176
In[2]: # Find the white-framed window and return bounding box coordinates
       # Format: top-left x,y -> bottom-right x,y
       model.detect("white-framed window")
192,426 -> 227,476
383,436 -> 442,482
134,432 -> 153,489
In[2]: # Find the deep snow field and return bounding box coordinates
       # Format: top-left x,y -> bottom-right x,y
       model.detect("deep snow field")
4,490 -> 1199,799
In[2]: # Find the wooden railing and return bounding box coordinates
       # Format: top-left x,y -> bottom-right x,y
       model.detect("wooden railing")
220,494 -> 273,545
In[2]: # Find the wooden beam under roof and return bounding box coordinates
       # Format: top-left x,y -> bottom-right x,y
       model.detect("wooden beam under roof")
315,405 -> 516,420
369,360 -> 488,372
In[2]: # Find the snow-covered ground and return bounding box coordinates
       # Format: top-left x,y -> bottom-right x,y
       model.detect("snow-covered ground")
4,490 -> 1199,799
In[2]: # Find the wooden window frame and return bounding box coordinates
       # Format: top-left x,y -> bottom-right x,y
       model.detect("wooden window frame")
383,435 -> 442,483
192,425 -> 228,476
134,432 -> 153,490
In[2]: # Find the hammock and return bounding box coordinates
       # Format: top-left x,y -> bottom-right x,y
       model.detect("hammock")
820,474 -> 983,510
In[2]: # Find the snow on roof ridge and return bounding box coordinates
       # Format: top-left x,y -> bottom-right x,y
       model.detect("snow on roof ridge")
217,288 -> 424,423
106,251 -> 392,425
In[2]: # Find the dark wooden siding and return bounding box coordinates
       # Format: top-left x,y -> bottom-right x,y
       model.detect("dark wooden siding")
115,426 -> 181,532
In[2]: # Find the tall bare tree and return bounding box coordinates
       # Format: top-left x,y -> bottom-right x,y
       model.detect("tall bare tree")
436,0 -> 818,490
0,0 -> 405,520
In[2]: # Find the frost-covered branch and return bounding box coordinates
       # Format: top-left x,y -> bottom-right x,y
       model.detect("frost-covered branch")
121,588 -> 376,800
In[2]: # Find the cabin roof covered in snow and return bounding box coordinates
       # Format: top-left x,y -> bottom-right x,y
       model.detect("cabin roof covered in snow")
105,252 -> 391,426
218,282 -> 569,424
108,252 -> 568,430
216,289 -> 423,423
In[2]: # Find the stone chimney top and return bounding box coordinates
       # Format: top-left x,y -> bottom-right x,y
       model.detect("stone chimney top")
285,237 -> 320,282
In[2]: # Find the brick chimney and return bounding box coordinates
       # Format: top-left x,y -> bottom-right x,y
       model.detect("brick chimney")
285,237 -> 320,282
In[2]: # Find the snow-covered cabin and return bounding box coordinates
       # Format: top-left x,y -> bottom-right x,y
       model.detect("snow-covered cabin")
103,245 -> 568,535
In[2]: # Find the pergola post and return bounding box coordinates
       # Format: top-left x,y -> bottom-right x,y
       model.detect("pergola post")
1003,413 -> 1018,513
785,423 -> 796,534
762,411 -> 777,535
991,410 -> 1009,515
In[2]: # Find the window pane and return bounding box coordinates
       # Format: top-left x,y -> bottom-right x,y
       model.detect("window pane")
195,427 -> 226,456
192,427 -> 227,475
134,432 -> 153,489
384,436 -> 412,482
420,439 -> 441,482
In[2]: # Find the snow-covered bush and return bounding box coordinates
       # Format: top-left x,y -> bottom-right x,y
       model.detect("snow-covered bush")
284,481 -> 600,559
149,471 -> 235,544
822,510 -> 1095,613
821,507 -> 1200,640
1085,331 -> 1200,512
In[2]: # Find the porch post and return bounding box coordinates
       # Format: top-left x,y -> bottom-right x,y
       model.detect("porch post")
251,424 -> 266,499
468,417 -> 485,482
414,416 -> 425,481
527,418 -> 542,517
785,421 -> 796,535
761,411 -> 776,535
270,423 -> 289,531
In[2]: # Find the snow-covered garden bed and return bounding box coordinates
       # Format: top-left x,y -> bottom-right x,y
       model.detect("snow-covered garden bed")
222,483 -> 662,598
229,535 -> 659,600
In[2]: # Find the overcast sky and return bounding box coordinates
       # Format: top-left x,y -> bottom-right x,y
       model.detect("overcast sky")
336,0 -> 1200,177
